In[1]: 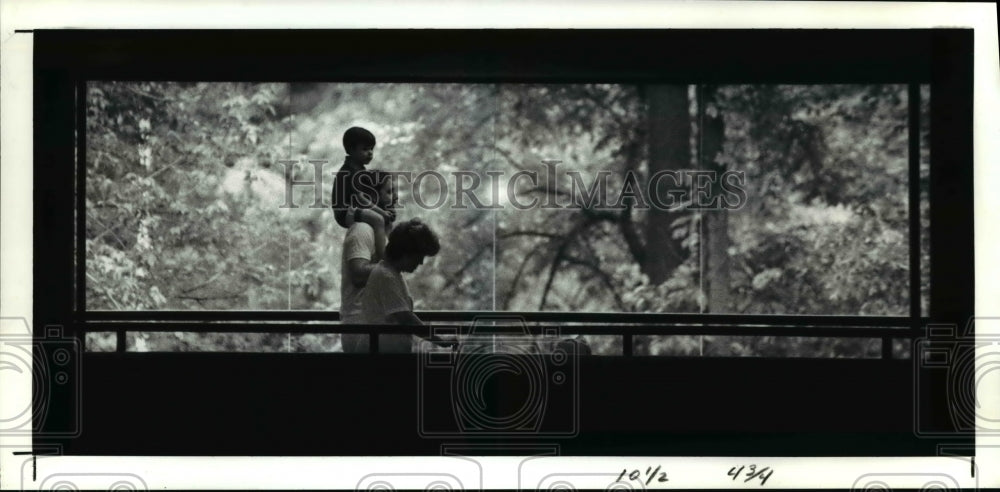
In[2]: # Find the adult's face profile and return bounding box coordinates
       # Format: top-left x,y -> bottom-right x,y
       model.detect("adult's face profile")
401,253 -> 425,273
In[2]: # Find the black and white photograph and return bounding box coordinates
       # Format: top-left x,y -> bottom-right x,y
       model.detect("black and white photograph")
83,81 -> 928,358
2,2 -> 998,490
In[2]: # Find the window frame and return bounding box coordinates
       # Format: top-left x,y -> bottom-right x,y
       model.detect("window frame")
33,29 -> 974,456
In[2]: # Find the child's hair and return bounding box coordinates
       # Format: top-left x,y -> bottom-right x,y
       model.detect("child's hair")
386,219 -> 440,261
343,127 -> 376,154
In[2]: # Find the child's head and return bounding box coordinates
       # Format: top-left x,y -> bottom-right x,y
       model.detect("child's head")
343,127 -> 376,165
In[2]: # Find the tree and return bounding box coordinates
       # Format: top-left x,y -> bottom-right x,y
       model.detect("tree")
493,83 -> 915,356
642,85 -> 690,286
86,82 -> 921,357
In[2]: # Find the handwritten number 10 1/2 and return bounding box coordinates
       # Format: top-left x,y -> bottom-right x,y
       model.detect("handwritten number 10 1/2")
728,464 -> 774,485
616,465 -> 669,485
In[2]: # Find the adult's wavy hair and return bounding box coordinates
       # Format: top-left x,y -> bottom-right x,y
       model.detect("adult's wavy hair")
385,218 -> 440,261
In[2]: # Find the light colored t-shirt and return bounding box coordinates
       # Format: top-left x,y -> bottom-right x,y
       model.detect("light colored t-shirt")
340,222 -> 374,324
360,261 -> 413,323
359,261 -> 416,353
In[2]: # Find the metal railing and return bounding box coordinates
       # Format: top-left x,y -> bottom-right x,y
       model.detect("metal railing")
80,311 -> 924,359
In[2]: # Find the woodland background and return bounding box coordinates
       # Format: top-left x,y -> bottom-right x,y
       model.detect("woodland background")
85,82 -> 929,356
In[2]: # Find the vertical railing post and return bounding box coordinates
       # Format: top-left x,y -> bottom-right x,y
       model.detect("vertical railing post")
881,337 -> 893,360
907,83 -> 923,349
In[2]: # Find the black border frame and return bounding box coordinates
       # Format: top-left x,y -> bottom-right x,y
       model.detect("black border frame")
33,29 -> 974,456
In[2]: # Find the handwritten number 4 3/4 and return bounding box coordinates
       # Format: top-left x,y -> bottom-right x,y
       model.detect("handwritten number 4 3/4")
617,465 -> 669,485
728,464 -> 774,485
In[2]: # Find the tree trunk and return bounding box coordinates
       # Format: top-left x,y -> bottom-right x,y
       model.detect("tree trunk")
700,85 -> 733,313
642,85 -> 691,285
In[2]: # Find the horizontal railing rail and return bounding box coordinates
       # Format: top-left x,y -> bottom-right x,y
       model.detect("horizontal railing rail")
77,315 -> 925,358
79,322 -> 916,337
80,310 -> 919,326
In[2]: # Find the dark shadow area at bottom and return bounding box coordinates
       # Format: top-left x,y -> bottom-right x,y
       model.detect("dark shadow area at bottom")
47,353 -> 963,456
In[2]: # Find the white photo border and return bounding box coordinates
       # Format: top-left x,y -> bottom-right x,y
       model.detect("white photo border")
1,1 -> 998,490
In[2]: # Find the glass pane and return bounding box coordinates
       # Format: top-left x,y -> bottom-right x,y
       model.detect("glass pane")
86,82 -> 496,312
577,335 -> 622,356
84,331 -> 116,352
85,82 -> 291,310
892,338 -> 912,359
721,85 -> 910,315
127,332 -> 291,352
496,84 -> 915,316
920,84 -> 931,317
85,82 -> 922,359
635,335 -> 882,358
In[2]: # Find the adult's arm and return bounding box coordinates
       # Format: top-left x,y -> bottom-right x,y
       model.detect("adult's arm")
344,223 -> 378,289
347,257 -> 378,289
372,269 -> 420,325
388,310 -> 423,325
387,311 -> 460,349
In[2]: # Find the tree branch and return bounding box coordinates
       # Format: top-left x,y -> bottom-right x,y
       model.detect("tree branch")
578,236 -> 629,311
574,206 -> 646,265
579,86 -> 628,130
87,212 -> 129,249
511,165 -> 647,266
180,270 -> 226,294
497,230 -> 562,241
538,218 -> 591,310
461,208 -> 490,228
562,254 -> 627,311
126,86 -> 169,102
617,207 -> 647,266
176,291 -> 244,301
441,242 -> 492,293
539,241 -> 569,310
146,155 -> 185,180
86,272 -> 124,310
485,144 -> 530,171
522,185 -> 573,199
503,247 -> 543,310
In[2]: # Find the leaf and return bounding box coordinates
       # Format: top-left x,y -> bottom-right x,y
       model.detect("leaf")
751,268 -> 782,291
149,286 -> 167,306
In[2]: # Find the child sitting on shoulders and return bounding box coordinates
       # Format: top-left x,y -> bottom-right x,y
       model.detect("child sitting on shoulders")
332,126 -> 396,259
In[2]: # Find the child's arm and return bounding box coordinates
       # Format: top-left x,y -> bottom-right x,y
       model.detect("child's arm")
342,188 -> 376,228
354,193 -> 396,222
343,205 -> 356,227
370,203 -> 396,222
